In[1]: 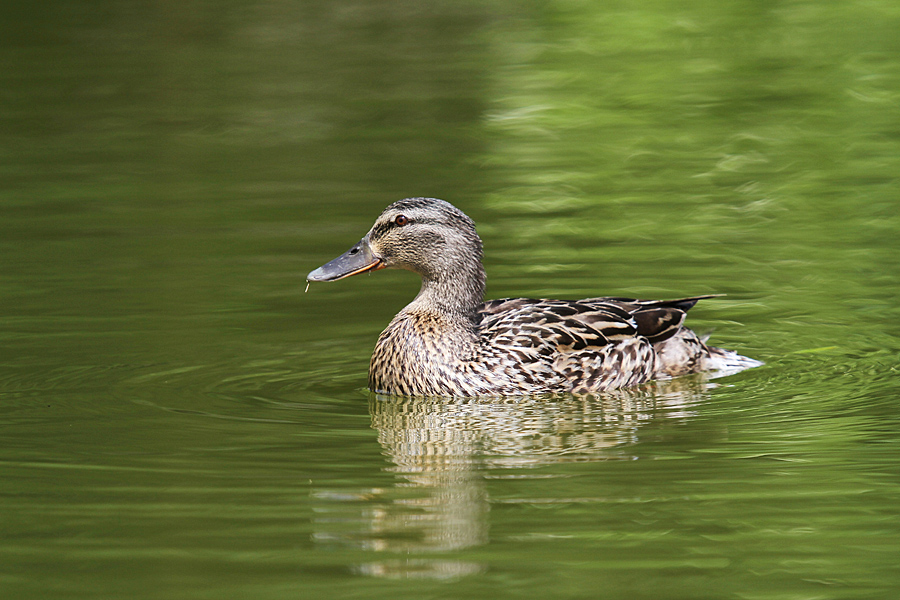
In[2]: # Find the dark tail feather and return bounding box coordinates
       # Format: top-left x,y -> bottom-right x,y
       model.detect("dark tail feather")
631,295 -> 723,343
662,294 -> 723,313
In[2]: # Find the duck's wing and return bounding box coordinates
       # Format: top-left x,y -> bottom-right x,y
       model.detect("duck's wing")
577,295 -> 719,344
476,298 -> 657,392
477,298 -> 639,350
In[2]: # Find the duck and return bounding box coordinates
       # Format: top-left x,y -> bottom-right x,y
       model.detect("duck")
307,197 -> 760,396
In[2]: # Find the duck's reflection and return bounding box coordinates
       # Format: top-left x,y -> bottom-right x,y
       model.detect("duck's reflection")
314,378 -> 713,579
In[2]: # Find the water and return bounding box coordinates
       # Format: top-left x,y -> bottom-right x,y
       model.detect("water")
2,1 -> 899,598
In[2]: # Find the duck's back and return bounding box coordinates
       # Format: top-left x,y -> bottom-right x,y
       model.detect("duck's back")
475,296 -> 709,394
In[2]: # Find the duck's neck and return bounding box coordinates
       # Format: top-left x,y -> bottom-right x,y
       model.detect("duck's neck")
403,261 -> 486,323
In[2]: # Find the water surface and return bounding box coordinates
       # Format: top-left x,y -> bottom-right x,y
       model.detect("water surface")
1,1 -> 898,599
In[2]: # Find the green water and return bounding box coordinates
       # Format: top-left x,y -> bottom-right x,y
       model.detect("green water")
2,1 -> 899,598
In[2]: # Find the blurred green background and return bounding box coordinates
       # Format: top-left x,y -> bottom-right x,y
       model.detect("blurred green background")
1,1 -> 898,599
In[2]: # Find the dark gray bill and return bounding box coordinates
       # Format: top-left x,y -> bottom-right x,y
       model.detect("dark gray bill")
307,237 -> 384,282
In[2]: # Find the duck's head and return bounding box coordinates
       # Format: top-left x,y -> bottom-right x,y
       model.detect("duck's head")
307,198 -> 484,290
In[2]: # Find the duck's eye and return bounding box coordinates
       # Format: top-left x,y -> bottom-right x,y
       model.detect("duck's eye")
394,214 -> 409,226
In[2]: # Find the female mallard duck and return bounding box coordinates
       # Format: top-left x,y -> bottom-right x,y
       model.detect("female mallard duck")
308,197 -> 760,396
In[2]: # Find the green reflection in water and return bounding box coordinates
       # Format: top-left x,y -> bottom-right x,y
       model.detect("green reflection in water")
0,0 -> 899,599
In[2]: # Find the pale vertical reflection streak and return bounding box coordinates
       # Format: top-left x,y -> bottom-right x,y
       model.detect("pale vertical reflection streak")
313,378 -> 713,579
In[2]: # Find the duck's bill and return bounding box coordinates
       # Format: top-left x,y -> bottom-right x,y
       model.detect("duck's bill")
307,238 -> 385,282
